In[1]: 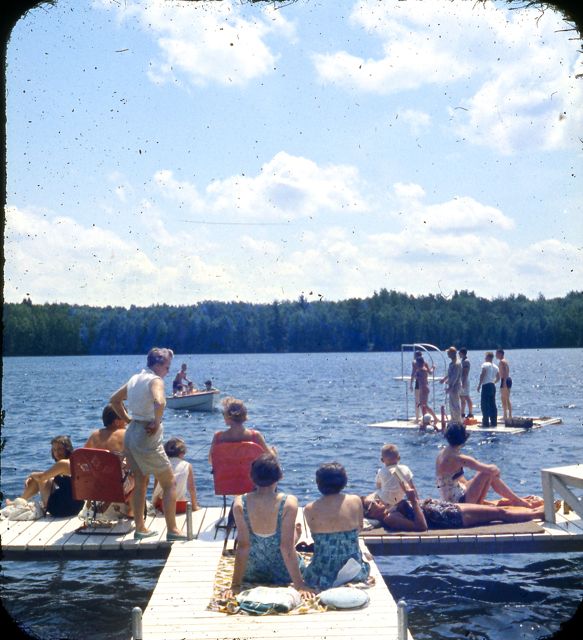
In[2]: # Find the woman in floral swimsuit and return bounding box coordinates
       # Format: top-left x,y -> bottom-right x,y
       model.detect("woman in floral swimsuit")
225,454 -> 311,597
303,463 -> 371,590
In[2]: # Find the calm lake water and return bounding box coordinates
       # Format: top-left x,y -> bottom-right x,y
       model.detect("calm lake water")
1,349 -> 582,639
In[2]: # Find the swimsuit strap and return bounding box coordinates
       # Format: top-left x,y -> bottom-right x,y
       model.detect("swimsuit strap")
452,468 -> 464,480
242,493 -> 287,535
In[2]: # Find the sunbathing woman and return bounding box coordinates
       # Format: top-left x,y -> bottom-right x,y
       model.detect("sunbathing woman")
436,423 -> 541,507
225,454 -> 311,597
7,436 -> 84,517
208,397 -> 274,464
364,482 -> 546,532
303,463 -> 371,590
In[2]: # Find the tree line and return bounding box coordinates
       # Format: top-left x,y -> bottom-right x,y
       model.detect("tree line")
2,289 -> 582,357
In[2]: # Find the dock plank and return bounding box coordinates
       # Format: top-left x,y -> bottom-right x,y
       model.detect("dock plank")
139,536 -> 410,640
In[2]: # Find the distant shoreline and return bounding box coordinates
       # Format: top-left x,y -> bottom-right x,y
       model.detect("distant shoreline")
3,290 -> 582,357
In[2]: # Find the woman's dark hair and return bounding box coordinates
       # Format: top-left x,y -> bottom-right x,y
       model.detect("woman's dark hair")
315,462 -> 347,495
444,422 -> 469,446
51,435 -> 75,460
164,437 -> 187,458
250,454 -> 283,487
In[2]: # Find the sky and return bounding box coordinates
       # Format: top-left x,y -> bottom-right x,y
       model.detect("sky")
4,0 -> 583,307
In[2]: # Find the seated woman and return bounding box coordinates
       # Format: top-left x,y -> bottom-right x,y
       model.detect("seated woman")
7,436 -> 84,517
208,397 -> 274,464
225,454 -> 311,597
303,462 -> 371,590
153,437 -> 201,513
364,482 -> 546,532
436,423 -> 541,507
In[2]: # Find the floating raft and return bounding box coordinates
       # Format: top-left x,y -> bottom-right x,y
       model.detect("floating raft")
368,416 -> 562,434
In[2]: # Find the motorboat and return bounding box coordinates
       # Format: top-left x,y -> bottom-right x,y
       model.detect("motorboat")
166,389 -> 220,412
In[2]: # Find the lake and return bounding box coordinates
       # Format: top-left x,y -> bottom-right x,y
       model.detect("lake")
1,349 -> 582,639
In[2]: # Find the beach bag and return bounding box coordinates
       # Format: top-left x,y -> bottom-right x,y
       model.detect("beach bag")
237,586 -> 301,615
0,497 -> 44,521
319,586 -> 370,610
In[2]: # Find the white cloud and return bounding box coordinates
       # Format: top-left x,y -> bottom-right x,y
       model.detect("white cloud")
155,152 -> 369,220
400,109 -> 431,135
313,0 -> 582,153
97,0 -> 295,87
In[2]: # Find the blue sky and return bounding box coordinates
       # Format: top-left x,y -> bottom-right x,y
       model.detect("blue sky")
4,0 -> 583,306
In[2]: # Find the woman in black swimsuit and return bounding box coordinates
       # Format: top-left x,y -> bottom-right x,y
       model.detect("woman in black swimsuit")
365,484 -> 546,532
6,435 -> 84,517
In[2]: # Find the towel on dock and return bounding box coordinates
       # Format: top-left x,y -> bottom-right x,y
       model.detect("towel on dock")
0,498 -> 44,521
207,551 -> 324,615
362,520 -> 545,537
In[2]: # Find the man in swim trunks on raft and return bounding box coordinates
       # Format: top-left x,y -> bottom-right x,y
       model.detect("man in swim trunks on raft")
435,423 -> 542,508
496,349 -> 513,423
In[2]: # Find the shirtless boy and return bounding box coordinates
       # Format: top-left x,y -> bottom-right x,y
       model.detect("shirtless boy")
496,349 -> 513,423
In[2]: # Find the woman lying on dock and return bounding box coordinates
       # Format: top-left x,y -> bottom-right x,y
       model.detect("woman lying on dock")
436,423 -> 542,508
363,483 -> 547,532
303,463 -> 371,590
224,454 -> 312,598
6,436 -> 84,517
208,397 -> 275,464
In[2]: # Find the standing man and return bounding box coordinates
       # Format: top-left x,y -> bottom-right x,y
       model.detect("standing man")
496,349 -> 512,424
477,352 -> 500,428
440,346 -> 462,424
110,347 -> 186,541
459,348 -> 474,419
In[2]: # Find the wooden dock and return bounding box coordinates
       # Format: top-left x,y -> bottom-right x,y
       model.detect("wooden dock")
2,504 -> 582,640
2,505 -> 582,560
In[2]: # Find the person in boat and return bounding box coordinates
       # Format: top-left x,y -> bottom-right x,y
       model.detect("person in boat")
172,363 -> 193,396
224,454 -> 312,598
435,423 -> 541,508
153,437 -> 201,513
477,351 -> 500,428
496,349 -> 513,423
410,354 -> 439,426
364,480 -> 546,532
84,404 -> 135,517
458,347 -> 474,419
6,436 -> 84,517
208,396 -> 275,464
302,462 -> 371,590
110,347 -> 186,541
440,346 -> 463,423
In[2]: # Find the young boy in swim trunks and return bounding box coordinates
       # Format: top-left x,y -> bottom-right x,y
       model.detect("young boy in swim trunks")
374,444 -> 415,506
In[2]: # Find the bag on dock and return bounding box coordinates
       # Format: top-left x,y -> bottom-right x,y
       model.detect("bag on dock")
237,586 -> 301,615
0,497 -> 44,521
504,417 -> 533,429
319,586 -> 370,610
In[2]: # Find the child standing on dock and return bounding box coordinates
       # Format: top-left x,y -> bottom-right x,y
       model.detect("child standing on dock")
373,444 -> 415,506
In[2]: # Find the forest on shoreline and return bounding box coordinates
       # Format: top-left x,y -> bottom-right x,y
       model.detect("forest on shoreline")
3,289 -> 582,357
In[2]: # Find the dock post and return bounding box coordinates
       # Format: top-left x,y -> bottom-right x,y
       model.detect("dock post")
186,501 -> 193,540
397,599 -> 408,640
131,606 -> 143,640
